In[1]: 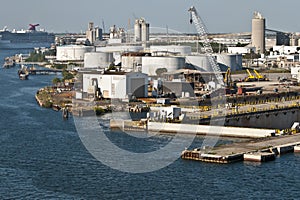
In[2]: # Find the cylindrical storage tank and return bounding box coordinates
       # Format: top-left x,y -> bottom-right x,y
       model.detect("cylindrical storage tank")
121,54 -> 143,72
134,19 -> 141,42
150,45 -> 192,56
84,52 -> 114,69
251,12 -> 265,54
56,45 -> 95,61
186,55 -> 216,72
216,54 -> 243,72
96,46 -> 144,64
142,56 -> 185,76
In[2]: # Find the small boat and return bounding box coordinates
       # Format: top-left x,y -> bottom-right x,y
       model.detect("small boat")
52,104 -> 61,111
18,65 -> 29,80
18,72 -> 29,80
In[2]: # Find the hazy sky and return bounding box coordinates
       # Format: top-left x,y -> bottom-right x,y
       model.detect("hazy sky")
0,0 -> 299,34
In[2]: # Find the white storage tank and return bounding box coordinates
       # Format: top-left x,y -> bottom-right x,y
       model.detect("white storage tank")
56,45 -> 95,61
150,45 -> 192,56
186,55 -> 216,72
142,56 -> 185,76
121,52 -> 150,72
96,46 -> 144,64
84,52 -> 114,69
216,54 -> 243,72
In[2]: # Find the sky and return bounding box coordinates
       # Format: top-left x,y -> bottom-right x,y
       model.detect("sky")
0,0 -> 299,34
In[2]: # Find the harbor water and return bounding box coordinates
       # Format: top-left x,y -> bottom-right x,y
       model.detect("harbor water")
1,49 -> 300,199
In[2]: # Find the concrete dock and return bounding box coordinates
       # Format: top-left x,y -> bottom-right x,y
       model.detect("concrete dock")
181,133 -> 300,163
148,122 -> 275,138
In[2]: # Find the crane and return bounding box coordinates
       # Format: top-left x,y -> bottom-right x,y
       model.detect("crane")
188,6 -> 224,88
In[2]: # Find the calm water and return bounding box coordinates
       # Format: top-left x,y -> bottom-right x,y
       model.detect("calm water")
1,49 -> 300,199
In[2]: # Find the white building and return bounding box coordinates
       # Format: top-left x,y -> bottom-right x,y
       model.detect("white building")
273,46 -> 300,55
227,47 -> 256,54
81,71 -> 148,99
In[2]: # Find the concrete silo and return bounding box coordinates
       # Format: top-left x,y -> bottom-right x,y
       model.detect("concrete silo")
134,19 -> 142,42
134,18 -> 150,47
252,11 -> 266,54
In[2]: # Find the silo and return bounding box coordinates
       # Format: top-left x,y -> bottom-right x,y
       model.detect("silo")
252,11 -> 265,54
142,56 -> 185,76
141,22 -> 150,48
134,19 -> 142,42
84,52 -> 114,69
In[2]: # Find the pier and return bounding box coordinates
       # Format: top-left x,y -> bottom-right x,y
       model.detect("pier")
29,69 -> 62,75
181,133 -> 300,164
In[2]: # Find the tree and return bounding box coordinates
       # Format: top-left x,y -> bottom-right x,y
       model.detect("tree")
52,77 -> 61,85
62,70 -> 74,81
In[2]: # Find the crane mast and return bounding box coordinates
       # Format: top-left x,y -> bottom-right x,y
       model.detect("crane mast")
188,6 -> 224,87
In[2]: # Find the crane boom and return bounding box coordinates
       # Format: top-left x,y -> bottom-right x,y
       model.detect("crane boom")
188,6 -> 224,86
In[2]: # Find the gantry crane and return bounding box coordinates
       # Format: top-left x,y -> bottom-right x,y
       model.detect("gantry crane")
188,6 -> 224,88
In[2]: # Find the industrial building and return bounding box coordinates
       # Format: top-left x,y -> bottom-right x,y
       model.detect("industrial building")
80,71 -> 148,99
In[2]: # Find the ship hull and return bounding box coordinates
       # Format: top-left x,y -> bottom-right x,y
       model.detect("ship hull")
0,40 -> 53,49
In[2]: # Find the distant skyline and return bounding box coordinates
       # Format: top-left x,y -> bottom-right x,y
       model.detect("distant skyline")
0,0 -> 299,34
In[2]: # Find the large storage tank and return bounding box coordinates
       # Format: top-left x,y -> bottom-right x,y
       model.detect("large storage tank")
186,55 -> 216,72
84,52 -> 114,69
121,52 -> 149,72
56,45 -> 95,61
96,45 -> 144,65
150,45 -> 192,56
252,11 -> 265,54
216,54 -> 243,72
142,56 -> 185,76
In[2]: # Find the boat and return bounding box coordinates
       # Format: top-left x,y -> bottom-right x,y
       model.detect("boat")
18,65 -> 29,80
2,58 -> 15,68
0,24 -> 55,49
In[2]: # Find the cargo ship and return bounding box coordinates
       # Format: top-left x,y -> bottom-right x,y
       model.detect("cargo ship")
0,24 -> 55,49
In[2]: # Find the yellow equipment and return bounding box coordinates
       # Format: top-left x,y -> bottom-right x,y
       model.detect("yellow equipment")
244,69 -> 257,82
253,69 -> 269,81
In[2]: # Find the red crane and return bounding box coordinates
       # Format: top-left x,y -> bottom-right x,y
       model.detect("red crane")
28,24 -> 40,31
